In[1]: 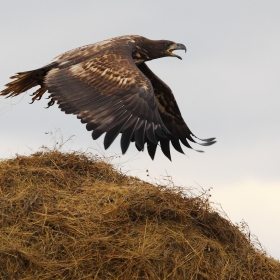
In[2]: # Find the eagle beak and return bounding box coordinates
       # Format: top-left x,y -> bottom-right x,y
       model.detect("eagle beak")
168,43 -> 187,60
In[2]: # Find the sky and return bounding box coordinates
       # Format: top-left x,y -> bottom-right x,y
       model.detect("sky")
1,1 -> 280,259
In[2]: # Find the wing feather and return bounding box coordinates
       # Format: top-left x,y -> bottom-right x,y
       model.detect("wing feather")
138,63 -> 216,156
134,120 -> 147,151
147,142 -> 158,160
160,139 -> 171,161
146,123 -> 157,144
86,105 -> 125,132
45,44 -> 170,158
121,117 -> 140,154
171,139 -> 185,154
91,129 -> 105,140
104,113 -> 133,149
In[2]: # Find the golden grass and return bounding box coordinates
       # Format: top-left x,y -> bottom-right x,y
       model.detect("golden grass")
0,150 -> 279,279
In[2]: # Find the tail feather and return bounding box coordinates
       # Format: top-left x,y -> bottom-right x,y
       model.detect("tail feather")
1,68 -> 50,103
1,71 -> 39,97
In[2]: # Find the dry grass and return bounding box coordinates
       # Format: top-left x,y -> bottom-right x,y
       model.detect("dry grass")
0,150 -> 279,279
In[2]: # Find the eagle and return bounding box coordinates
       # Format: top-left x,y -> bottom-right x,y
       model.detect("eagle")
1,35 -> 215,160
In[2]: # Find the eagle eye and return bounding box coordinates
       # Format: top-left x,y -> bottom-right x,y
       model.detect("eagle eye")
165,42 -> 172,48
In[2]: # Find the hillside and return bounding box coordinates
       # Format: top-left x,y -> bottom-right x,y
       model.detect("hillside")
0,150 -> 279,279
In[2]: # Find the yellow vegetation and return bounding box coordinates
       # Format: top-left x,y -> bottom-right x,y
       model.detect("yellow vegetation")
0,150 -> 279,279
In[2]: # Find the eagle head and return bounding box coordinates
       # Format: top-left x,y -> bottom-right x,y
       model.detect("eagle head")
161,41 -> 187,60
132,37 -> 187,63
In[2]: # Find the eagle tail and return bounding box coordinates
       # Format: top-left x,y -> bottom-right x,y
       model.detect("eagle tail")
1,66 -> 52,104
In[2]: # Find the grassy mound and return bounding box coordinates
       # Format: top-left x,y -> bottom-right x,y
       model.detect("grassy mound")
0,150 -> 279,279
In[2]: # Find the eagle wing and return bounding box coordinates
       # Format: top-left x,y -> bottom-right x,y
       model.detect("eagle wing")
137,63 -> 216,159
45,43 -> 169,156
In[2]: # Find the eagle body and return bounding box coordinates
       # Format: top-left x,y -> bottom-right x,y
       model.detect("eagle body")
1,35 -> 215,160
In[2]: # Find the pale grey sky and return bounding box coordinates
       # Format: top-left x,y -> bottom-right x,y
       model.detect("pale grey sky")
1,1 -> 280,259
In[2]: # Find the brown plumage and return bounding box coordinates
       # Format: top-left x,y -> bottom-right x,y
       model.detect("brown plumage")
1,35 -> 215,160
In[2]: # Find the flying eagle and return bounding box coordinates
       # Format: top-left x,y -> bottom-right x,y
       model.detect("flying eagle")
1,35 -> 215,160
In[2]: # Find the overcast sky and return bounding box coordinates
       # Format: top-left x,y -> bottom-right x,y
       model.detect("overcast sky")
1,1 -> 280,259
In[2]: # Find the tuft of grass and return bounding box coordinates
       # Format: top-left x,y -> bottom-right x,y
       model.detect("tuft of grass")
0,150 -> 279,279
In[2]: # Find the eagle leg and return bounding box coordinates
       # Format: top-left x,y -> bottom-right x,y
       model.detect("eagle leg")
29,86 -> 47,104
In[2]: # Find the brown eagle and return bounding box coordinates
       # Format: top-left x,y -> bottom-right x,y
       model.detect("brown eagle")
1,35 -> 215,160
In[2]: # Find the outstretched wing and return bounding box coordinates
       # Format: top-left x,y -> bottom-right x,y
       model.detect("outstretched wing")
138,63 -> 216,159
45,44 -> 169,156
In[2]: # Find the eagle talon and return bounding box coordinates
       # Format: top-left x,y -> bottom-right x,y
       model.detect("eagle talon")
46,98 -> 55,108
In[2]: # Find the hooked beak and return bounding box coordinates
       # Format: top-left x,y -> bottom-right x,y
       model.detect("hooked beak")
167,43 -> 187,60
